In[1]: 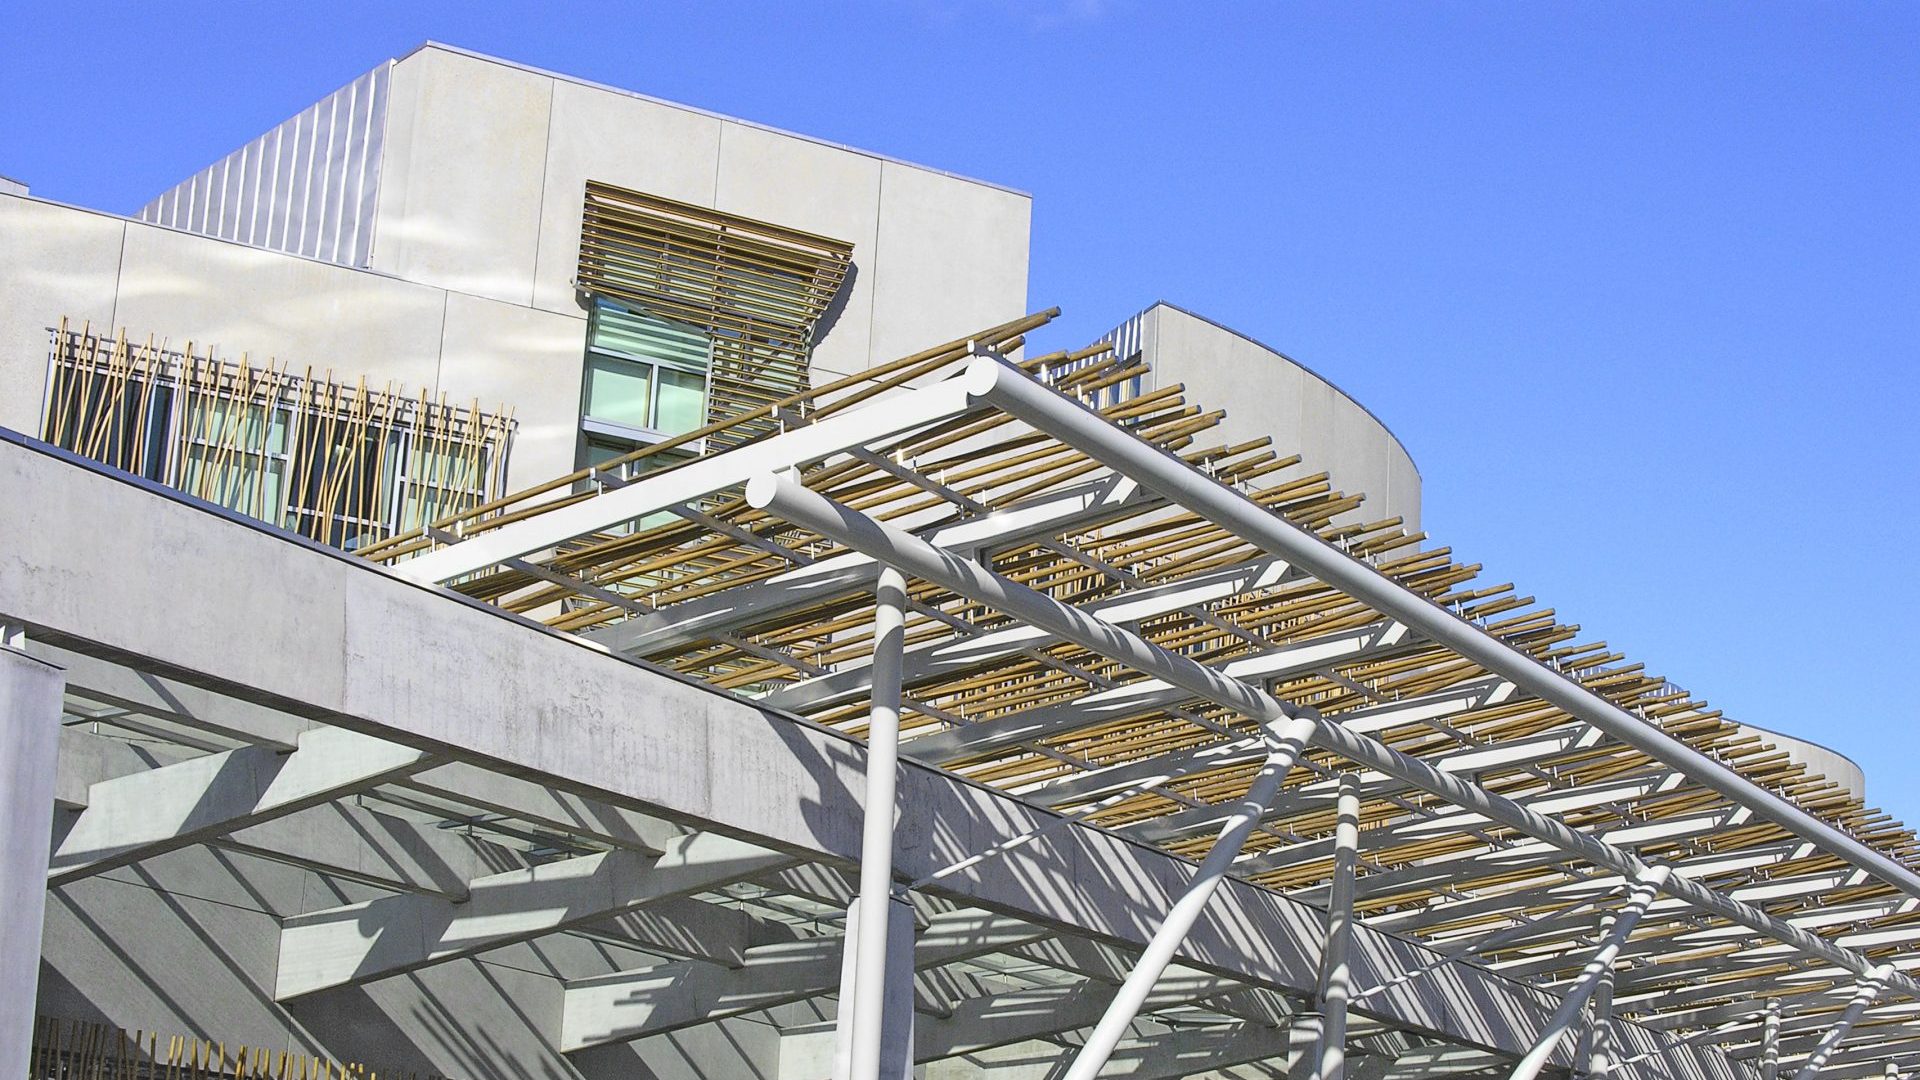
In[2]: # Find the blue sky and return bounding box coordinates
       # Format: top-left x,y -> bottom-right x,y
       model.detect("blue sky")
5,3 -> 1916,822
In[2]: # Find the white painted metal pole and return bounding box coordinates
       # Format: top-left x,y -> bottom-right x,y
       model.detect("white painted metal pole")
1507,865 -> 1671,1080
1060,719 -> 1318,1080
0,631 -> 66,1080
1586,926 -> 1616,1078
743,470 -> 1915,996
967,355 -> 1920,907
1762,998 -> 1783,1080
846,567 -> 909,1080
1791,968 -> 1893,1080
1309,772 -> 1362,1080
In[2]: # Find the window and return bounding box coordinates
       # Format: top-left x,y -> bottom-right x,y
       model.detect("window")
177,396 -> 293,523
581,301 -> 712,449
43,328 -> 515,551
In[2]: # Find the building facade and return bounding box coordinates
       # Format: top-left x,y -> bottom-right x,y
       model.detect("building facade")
2,42 -> 1914,1080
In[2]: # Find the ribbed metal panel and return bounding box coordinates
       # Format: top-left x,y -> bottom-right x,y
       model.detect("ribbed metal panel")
1084,308 -> 1151,407
138,63 -> 390,267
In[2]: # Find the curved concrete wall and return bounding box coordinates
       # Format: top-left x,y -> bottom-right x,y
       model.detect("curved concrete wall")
1739,723 -> 1867,803
1096,303 -> 1422,532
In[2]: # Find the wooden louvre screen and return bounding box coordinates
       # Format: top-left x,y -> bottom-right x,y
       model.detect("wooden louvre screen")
575,180 -> 854,449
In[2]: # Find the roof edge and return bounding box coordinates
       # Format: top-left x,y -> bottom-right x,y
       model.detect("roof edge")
1133,299 -> 1422,482
404,41 -> 1034,200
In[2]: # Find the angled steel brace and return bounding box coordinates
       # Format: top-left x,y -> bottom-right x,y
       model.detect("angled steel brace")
744,471 -> 1920,999
1792,968 -> 1895,1080
1507,865 -> 1670,1080
1060,719 -> 1318,1080
966,354 -> 1920,907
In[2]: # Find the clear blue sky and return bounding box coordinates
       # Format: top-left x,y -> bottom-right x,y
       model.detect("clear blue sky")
5,3 -> 1916,822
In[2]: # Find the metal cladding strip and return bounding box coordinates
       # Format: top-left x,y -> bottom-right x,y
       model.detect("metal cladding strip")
743,472 -> 1920,1000
394,367 -> 995,584
964,354 -> 1920,908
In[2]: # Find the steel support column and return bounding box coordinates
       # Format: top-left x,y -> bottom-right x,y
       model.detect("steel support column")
1763,999 -> 1783,1080
1,629 -> 66,1080
1508,865 -> 1670,1080
1579,920 -> 1617,1078
1061,718 -> 1320,1080
1792,968 -> 1893,1080
1310,772 -> 1362,1080
744,470 -> 1915,996
844,566 -> 909,1080
968,354 -> 1920,905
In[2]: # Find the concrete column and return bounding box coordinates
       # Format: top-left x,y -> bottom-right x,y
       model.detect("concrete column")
1,628 -> 66,1078
833,895 -> 916,1080
1309,772 -> 1361,1080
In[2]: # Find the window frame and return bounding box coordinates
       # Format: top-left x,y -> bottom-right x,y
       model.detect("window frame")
580,299 -> 714,447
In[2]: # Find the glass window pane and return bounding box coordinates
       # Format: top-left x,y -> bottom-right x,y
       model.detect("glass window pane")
590,303 -> 710,371
585,354 -> 653,428
655,367 -> 707,435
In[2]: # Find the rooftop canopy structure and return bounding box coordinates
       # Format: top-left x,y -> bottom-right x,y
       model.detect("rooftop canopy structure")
5,309 -> 1915,1080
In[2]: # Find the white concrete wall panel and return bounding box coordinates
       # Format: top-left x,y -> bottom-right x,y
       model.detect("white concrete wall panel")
868,162 -> 1032,370
529,78 -> 724,317
137,63 -> 390,269
112,221 -> 447,393
370,49 -> 554,306
713,122 -> 882,379
0,197 -> 125,434
1111,305 -> 1422,531
434,293 -> 587,491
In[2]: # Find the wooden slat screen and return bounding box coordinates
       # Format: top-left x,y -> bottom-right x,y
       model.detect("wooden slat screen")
576,181 -> 855,449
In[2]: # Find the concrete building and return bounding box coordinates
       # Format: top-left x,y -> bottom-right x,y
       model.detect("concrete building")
4,42 -> 1916,1080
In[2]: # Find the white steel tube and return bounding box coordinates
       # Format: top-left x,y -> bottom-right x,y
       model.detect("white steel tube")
1062,719 -> 1318,1080
1791,969 -> 1893,1080
1762,998 -> 1782,1080
1310,773 -> 1362,1080
1588,951 -> 1616,1078
846,567 -> 909,1080
744,471 -> 1920,998
967,355 -> 1920,908
1508,866 -> 1671,1080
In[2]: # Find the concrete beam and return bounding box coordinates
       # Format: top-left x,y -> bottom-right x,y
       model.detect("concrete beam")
925,1022 -> 1310,1080
29,640 -> 311,749
561,906 -> 1045,1051
49,724 -> 433,884
275,830 -> 793,998
0,439 -> 1715,1075
916,970 -> 1241,1061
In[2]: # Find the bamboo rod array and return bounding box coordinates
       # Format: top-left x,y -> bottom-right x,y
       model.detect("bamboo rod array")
41,323 -> 515,551
354,306 -> 1920,1052
27,1016 -> 454,1080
